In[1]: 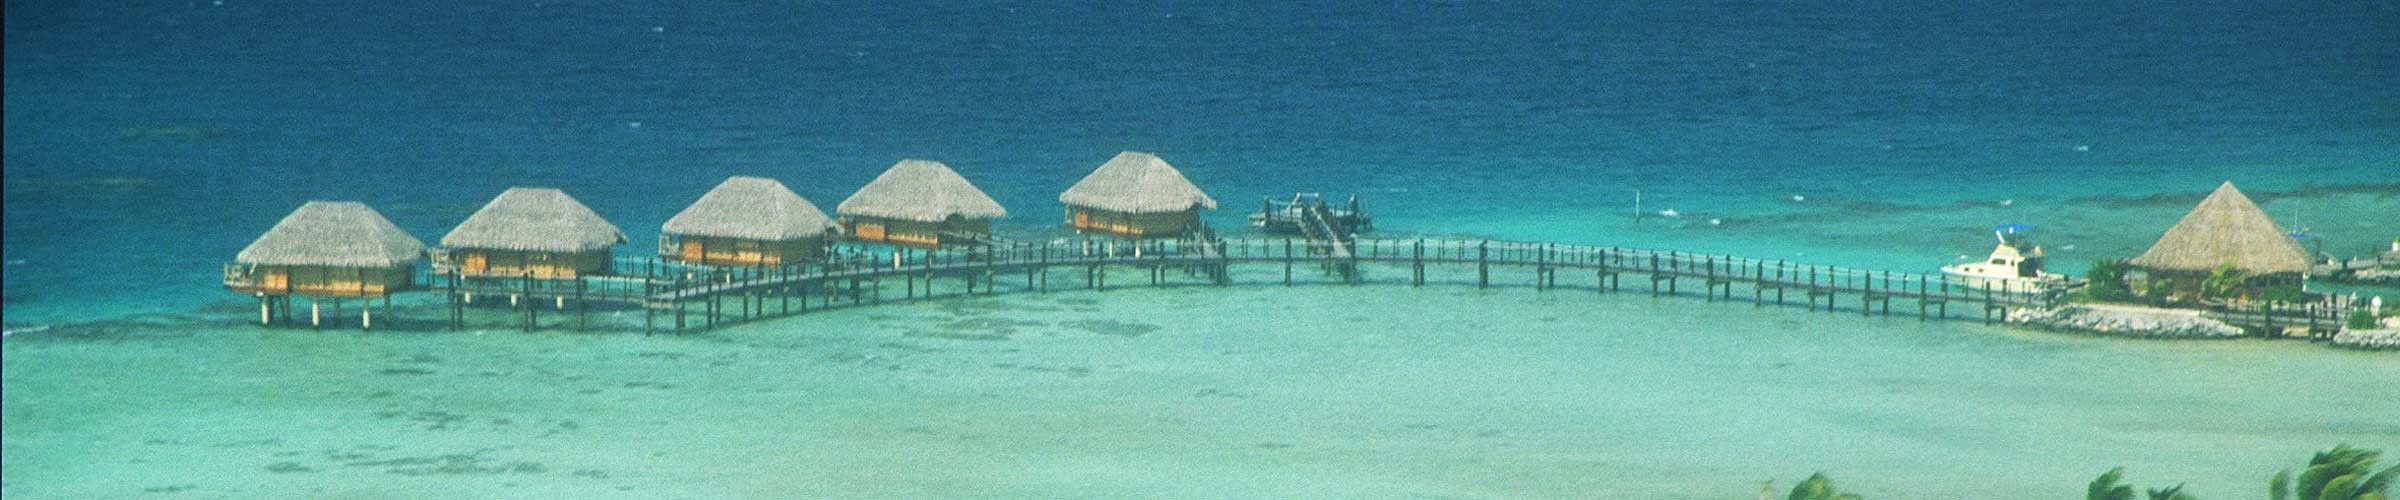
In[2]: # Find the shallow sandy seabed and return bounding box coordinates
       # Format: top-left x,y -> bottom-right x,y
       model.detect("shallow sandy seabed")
6,282 -> 2396,500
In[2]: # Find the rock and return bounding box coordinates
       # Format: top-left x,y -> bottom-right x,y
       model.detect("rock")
2332,328 -> 2400,351
2005,304 -> 2245,339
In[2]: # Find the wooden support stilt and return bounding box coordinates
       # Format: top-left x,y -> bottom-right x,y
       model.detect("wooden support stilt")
1412,240 -> 1424,287
575,278 -> 587,330
1478,242 -> 1490,289
1284,239 -> 1295,287
362,300 -> 373,331
446,272 -> 460,330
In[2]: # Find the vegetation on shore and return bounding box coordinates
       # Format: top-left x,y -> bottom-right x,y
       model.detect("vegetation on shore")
1773,445 -> 2396,500
2075,259 -> 2310,307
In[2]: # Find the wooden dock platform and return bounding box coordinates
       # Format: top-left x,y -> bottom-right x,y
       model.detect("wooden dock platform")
392,236 -> 2121,335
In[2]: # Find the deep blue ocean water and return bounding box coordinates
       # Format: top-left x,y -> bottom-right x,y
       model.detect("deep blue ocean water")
6,2 -> 2396,322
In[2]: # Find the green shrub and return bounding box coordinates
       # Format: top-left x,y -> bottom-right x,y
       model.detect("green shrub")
2352,311 -> 2383,330
2083,259 -> 2133,302
2261,285 -> 2308,303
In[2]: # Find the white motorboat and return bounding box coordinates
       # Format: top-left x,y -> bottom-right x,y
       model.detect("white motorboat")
1942,223 -> 2067,289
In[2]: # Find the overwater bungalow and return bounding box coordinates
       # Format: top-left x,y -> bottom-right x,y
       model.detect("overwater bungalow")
1059,151 -> 1217,239
660,176 -> 840,266
2127,181 -> 2311,299
225,201 -> 425,297
436,187 -> 626,278
836,160 -> 1007,248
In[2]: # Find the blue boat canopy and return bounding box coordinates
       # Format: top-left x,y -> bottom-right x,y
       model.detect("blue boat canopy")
1993,223 -> 2034,234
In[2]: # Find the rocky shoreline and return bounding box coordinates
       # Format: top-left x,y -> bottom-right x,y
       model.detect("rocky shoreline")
2005,304 -> 2245,339
2332,326 -> 2400,351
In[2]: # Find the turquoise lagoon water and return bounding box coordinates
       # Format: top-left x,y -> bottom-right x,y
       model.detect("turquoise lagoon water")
6,2 -> 2398,499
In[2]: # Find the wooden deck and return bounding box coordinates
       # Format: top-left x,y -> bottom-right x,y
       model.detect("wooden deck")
397,237 -> 2114,334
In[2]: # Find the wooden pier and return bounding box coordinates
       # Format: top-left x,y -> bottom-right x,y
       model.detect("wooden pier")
380,237 -> 2121,335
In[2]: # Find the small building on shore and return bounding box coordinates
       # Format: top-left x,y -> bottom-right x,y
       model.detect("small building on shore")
437,187 -> 627,278
1058,151 -> 1217,239
836,160 -> 1008,248
661,176 -> 840,266
2128,181 -> 2311,299
226,201 -> 425,297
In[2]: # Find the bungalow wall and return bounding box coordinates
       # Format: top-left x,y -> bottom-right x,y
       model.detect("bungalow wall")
1065,206 -> 1197,239
452,248 -> 612,278
659,235 -> 824,266
846,216 -> 989,248
236,265 -> 413,297
2130,268 -> 2304,303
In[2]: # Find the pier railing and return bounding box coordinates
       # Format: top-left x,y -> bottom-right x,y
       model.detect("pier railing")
252,235 -> 2374,335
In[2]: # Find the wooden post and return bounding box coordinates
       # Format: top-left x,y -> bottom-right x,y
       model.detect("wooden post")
311,297 -> 321,330
575,277 -> 587,330
1775,263 -> 1786,305
447,271 -> 461,331
259,294 -> 273,327
1703,257 -> 1715,302
1478,242 -> 1489,289
362,299 -> 372,331
523,273 -> 537,332
1537,244 -> 1550,291
1284,238 -> 1294,287
1412,239 -> 1424,287
1983,282 -> 1995,325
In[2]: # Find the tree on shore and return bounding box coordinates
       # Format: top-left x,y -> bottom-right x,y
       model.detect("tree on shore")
1786,473 -> 1864,500
2273,444 -> 2398,500
2090,467 -> 2199,500
2082,259 -> 2134,302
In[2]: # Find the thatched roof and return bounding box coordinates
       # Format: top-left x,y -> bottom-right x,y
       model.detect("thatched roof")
2129,181 -> 2311,274
836,160 -> 1008,222
440,187 -> 626,252
1059,151 -> 1217,214
663,176 -> 839,240
237,201 -> 425,268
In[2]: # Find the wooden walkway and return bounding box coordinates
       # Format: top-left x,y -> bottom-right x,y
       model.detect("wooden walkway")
412,237 -> 2111,334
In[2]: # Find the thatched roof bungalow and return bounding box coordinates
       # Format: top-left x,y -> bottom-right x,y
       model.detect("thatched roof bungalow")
2130,181 -> 2311,276
1058,151 -> 1216,239
438,187 -> 626,278
661,176 -> 839,266
836,160 -> 1007,248
227,201 -> 425,297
